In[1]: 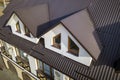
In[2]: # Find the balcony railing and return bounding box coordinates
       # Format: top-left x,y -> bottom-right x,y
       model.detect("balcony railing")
37,69 -> 46,79
36,69 -> 54,80
16,56 -> 30,72
0,46 -> 12,59
1,53 -> 40,80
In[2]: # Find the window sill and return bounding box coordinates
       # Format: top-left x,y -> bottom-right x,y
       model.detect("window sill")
16,31 -> 21,33
52,44 -> 61,49
25,33 -> 31,37
67,49 -> 79,56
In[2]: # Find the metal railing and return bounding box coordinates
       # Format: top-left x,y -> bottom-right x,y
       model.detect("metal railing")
1,51 -> 40,80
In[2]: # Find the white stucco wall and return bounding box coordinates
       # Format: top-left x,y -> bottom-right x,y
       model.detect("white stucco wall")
54,70 -> 73,80
0,41 -> 17,61
28,55 -> 38,75
42,24 -> 92,66
6,13 -> 39,43
5,43 -> 17,61
54,70 -> 64,80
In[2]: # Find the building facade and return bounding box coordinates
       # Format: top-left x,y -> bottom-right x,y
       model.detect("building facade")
0,0 -> 120,80
0,39 -> 74,80
0,7 -> 94,80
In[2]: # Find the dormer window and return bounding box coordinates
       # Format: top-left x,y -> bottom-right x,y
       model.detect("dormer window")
68,37 -> 79,56
24,25 -> 31,37
16,21 -> 21,33
40,38 -> 45,47
53,34 -> 61,49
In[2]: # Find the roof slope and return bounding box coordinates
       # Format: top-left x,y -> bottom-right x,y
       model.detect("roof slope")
15,4 -> 49,37
61,9 -> 101,60
0,26 -> 90,80
0,0 -> 90,37
0,0 -> 101,60
0,0 -> 120,80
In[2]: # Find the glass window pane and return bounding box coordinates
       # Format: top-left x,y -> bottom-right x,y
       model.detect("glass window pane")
44,63 -> 50,75
53,34 -> 61,49
55,35 -> 60,44
16,21 -> 21,33
39,60 -> 43,70
69,38 -> 79,50
51,68 -> 54,77
19,50 -> 28,61
55,71 -> 61,80
68,37 -> 79,56
24,25 -> 30,37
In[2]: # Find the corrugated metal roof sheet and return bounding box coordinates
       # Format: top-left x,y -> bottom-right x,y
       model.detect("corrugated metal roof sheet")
1,0 -> 90,37
15,4 -> 49,37
86,0 -> 120,79
0,0 -> 120,80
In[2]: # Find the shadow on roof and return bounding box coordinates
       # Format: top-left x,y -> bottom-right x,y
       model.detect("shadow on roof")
36,11 -> 79,37
93,22 -> 120,68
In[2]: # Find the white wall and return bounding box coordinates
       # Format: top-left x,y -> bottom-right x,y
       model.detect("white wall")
54,70 -> 73,80
5,43 -> 17,61
6,13 -> 39,43
42,24 -> 92,66
1,41 -> 17,61
28,55 -> 37,75
54,70 -> 64,80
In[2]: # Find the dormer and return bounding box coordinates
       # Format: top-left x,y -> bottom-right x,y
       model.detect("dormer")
1,0 -> 101,67
42,9 -> 102,66
6,13 -> 39,43
61,10 -> 102,60
5,3 -> 49,43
